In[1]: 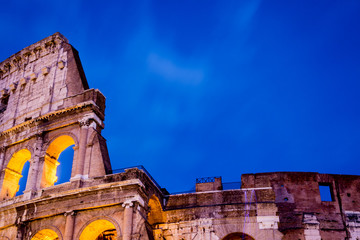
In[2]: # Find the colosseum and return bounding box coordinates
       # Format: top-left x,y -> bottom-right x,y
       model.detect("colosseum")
0,33 -> 359,240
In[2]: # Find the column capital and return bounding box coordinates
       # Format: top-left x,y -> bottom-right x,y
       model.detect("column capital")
79,117 -> 91,127
64,210 -> 77,217
122,201 -> 134,208
0,146 -> 6,153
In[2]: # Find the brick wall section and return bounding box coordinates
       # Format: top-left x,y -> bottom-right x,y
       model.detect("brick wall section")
242,172 -> 360,239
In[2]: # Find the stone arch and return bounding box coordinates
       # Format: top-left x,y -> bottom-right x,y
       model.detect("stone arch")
30,228 -> 61,240
147,195 -> 165,225
0,148 -> 31,199
78,216 -> 121,240
222,232 -> 255,240
3,143 -> 34,166
44,131 -> 79,152
41,134 -> 76,188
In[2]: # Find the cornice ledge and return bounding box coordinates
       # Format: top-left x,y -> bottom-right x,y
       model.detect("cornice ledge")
0,101 -> 97,137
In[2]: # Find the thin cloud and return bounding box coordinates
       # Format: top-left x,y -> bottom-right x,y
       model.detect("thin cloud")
147,53 -> 204,85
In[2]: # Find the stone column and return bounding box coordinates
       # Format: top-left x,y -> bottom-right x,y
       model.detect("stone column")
24,134 -> 43,199
72,118 -> 90,180
64,211 -> 76,240
0,147 -> 7,195
122,201 -> 134,240
0,146 -> 6,169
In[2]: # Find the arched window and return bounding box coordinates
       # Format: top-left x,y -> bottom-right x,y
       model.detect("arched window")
79,219 -> 117,240
223,232 -> 255,240
16,161 -> 30,196
56,144 -> 75,184
0,149 -> 31,199
31,229 -> 59,240
41,135 -> 75,188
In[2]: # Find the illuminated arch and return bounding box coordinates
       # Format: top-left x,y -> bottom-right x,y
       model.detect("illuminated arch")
147,195 -> 164,225
41,135 -> 75,188
0,149 -> 31,199
222,232 -> 255,240
31,228 -> 59,240
79,219 -> 118,240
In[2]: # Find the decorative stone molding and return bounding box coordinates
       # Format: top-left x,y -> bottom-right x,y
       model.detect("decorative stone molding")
9,83 -> 17,92
0,33 -> 68,75
257,216 -> 279,229
30,73 -> 37,82
0,89 -> 8,98
20,78 -> 27,86
58,61 -> 65,69
41,67 -> 49,76
0,101 -> 97,137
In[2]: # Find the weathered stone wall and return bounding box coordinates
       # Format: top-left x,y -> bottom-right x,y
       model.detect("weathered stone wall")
0,32 -> 88,133
241,172 -> 360,239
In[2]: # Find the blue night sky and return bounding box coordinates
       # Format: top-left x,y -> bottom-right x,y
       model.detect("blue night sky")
1,1 -> 360,193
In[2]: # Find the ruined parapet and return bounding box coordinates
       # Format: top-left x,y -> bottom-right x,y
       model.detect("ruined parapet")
195,176 -> 222,192
0,33 -> 111,201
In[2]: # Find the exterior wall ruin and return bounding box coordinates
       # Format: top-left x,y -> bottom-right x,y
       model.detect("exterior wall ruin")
0,33 -> 359,240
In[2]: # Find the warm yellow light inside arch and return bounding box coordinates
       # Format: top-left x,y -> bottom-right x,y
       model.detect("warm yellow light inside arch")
79,219 -> 117,240
7,149 -> 31,171
41,135 -> 75,188
222,232 -> 255,240
31,229 -> 59,240
46,135 -> 75,160
0,149 -> 31,199
148,195 -> 164,225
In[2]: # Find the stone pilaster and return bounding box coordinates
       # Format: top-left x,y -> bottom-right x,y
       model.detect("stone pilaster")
0,146 -> 6,169
64,211 -> 76,240
345,211 -> 360,240
71,118 -> 90,181
303,213 -> 321,240
122,201 -> 134,240
24,133 -> 44,199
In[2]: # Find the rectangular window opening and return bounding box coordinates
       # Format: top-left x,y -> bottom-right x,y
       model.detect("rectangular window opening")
319,183 -> 334,202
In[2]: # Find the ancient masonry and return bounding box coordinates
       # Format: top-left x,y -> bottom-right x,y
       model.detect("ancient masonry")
0,33 -> 358,240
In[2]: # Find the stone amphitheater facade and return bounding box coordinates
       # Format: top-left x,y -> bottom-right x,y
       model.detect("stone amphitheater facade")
0,33 -> 359,240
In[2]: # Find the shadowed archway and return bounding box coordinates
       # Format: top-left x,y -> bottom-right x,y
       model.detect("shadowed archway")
223,232 -> 255,240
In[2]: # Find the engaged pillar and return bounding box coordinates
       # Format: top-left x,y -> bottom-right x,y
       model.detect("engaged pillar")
24,134 -> 43,199
0,147 -> 6,169
71,118 -> 90,180
122,201 -> 134,240
64,211 -> 76,240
